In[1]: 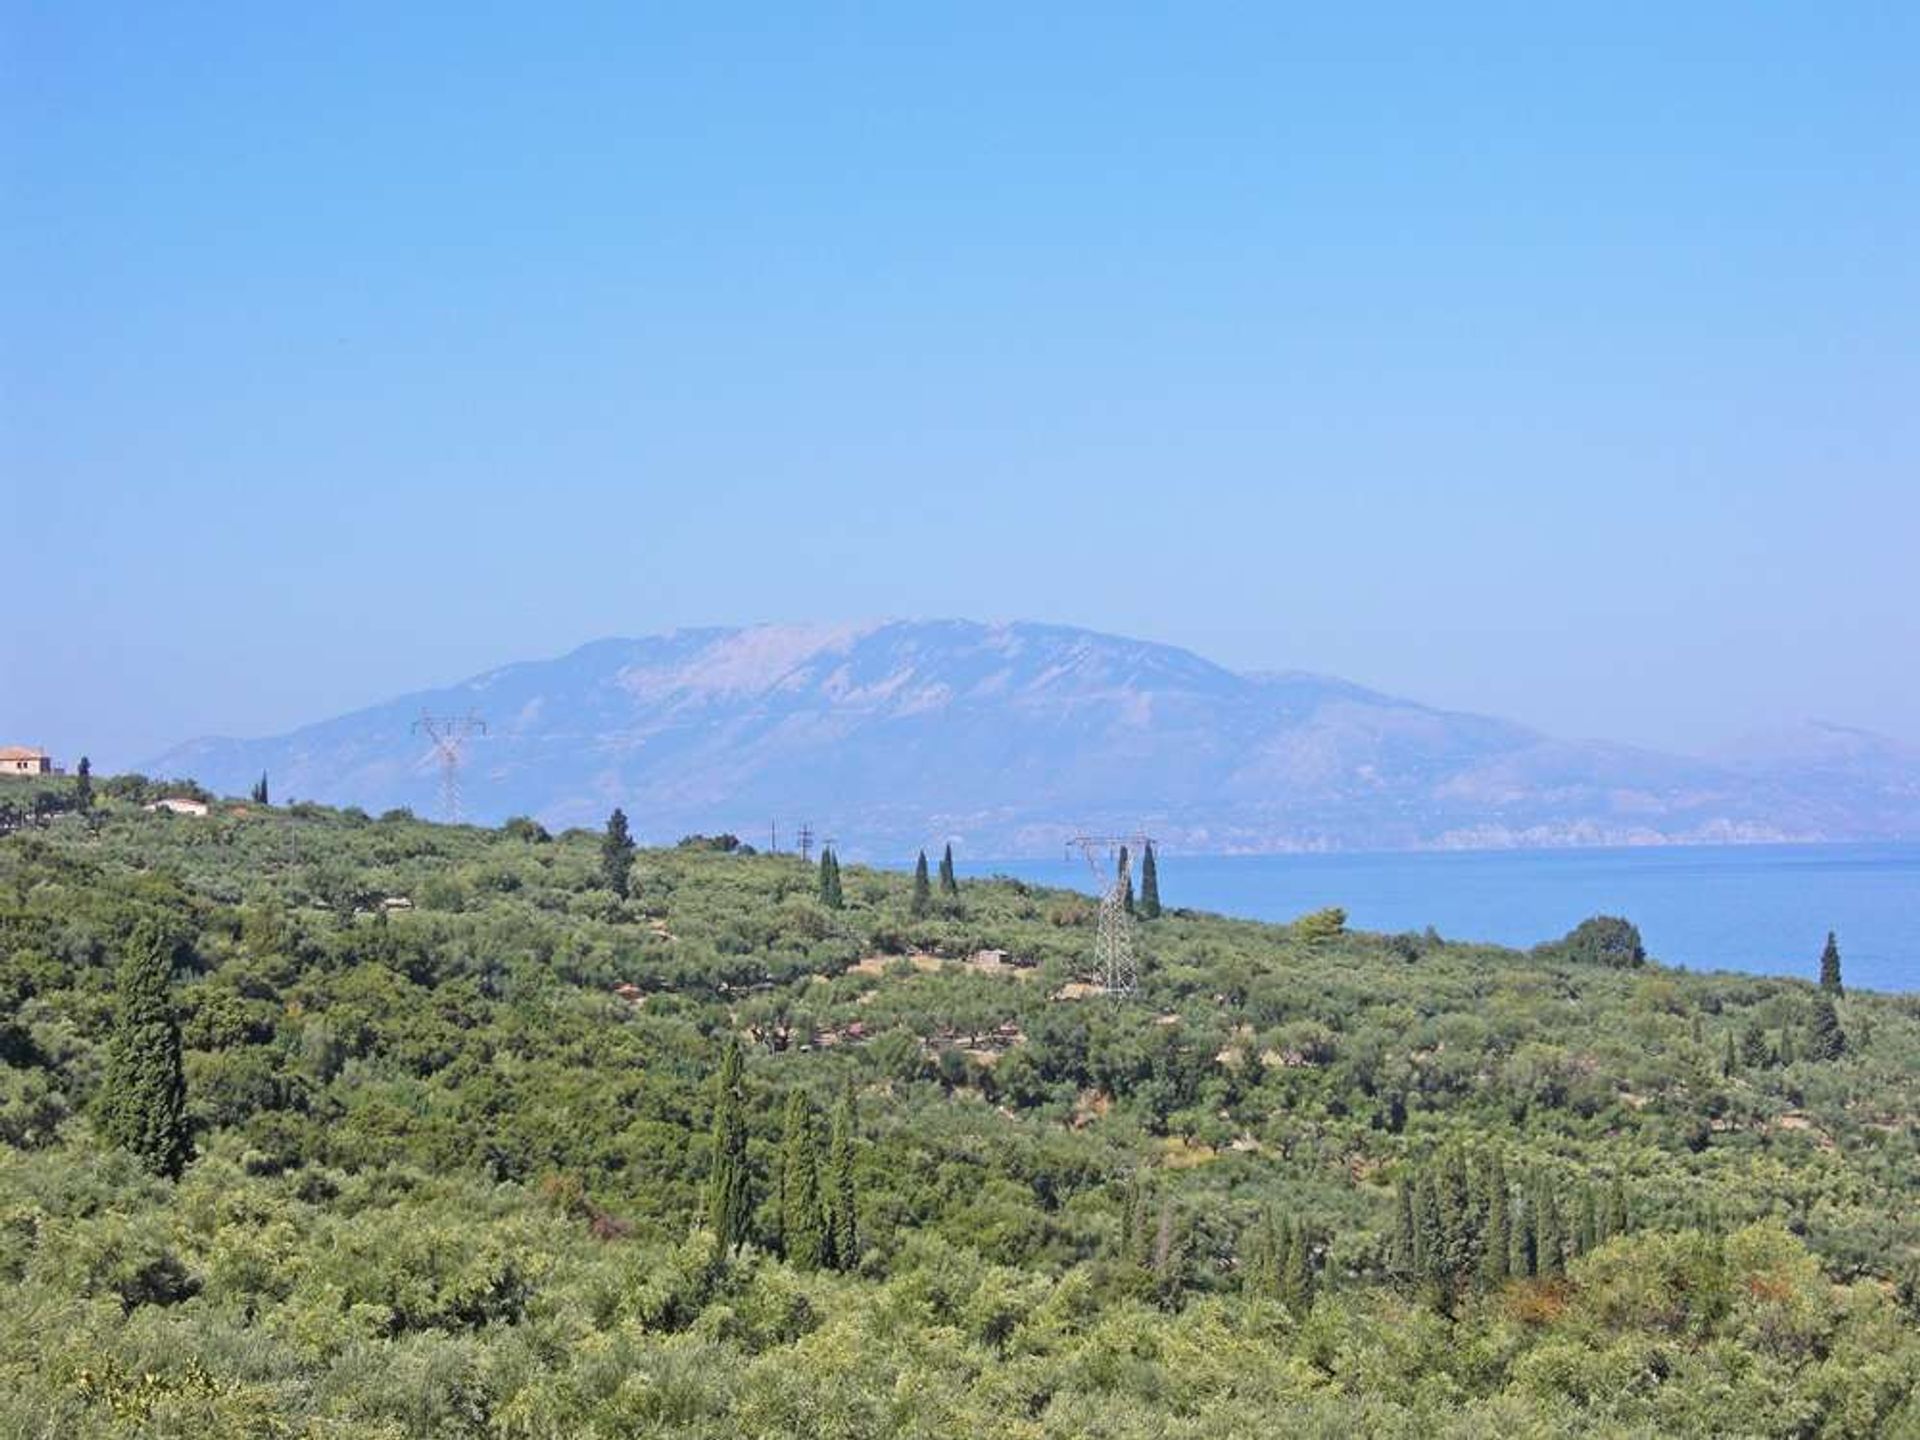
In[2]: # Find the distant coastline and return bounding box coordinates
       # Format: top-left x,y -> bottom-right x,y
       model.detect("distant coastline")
953,842 -> 1920,993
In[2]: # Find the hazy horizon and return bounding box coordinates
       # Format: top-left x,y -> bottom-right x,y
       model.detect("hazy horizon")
7,7 -> 1917,765
107,616 -> 1913,772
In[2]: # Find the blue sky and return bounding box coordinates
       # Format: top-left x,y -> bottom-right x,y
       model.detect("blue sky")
5,4 -> 1917,767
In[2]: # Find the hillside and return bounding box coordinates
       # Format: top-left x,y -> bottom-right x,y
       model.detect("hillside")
2,792 -> 1917,1436
146,620 -> 1920,855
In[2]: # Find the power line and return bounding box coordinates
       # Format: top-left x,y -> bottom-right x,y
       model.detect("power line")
1066,833 -> 1155,999
411,710 -> 487,823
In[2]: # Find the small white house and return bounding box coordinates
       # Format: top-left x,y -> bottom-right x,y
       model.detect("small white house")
145,797 -> 210,817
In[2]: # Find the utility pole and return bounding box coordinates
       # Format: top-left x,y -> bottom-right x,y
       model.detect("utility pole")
1067,834 -> 1155,999
411,710 -> 487,823
796,822 -> 814,863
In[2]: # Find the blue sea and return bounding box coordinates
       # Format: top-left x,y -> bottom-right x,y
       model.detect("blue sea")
954,844 -> 1920,993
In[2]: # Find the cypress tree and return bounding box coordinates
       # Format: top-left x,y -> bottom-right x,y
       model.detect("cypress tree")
1244,1207 -> 1284,1297
100,922 -> 190,1179
1151,1199 -> 1186,1306
1414,1170 -> 1444,1288
601,807 -> 636,899
1535,1178 -> 1565,1277
1241,1211 -> 1270,1296
1282,1219 -> 1314,1309
911,851 -> 931,918
1392,1177 -> 1417,1286
705,1039 -> 751,1251
1818,931 -> 1843,994
1512,1191 -> 1537,1278
1604,1178 -> 1629,1240
1575,1187 -> 1599,1258
1479,1153 -> 1511,1287
827,1082 -> 859,1270
1130,1179 -> 1157,1271
1722,1030 -> 1739,1078
1437,1147 -> 1475,1287
250,771 -> 269,805
1139,842 -> 1161,919
1272,1214 -> 1294,1294
938,842 -> 959,896
74,756 -> 93,810
1805,994 -> 1846,1061
819,850 -> 844,910
1740,1019 -> 1771,1068
1120,1172 -> 1143,1261
1119,845 -> 1135,915
780,1091 -> 829,1268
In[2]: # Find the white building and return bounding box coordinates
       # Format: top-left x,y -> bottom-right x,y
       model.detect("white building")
0,746 -> 53,777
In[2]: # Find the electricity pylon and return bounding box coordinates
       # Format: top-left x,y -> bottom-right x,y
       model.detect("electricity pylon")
1067,833 -> 1154,998
412,710 -> 487,823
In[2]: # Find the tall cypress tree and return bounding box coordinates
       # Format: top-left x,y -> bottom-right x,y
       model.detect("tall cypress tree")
911,851 -> 931,918
1604,1178 -> 1630,1240
1479,1153 -> 1511,1287
1243,1207 -> 1283,1297
74,756 -> 93,810
601,807 -> 636,899
1138,841 -> 1161,919
250,772 -> 270,805
1270,1214 -> 1293,1294
1120,1172 -> 1143,1262
1151,1200 -> 1186,1307
1282,1219 -> 1314,1309
826,1081 -> 859,1270
1437,1147 -> 1476,1288
1118,845 -> 1135,915
1574,1187 -> 1599,1258
1535,1177 -> 1565,1277
1805,994 -> 1847,1061
1414,1169 -> 1445,1288
1392,1177 -> 1417,1286
938,843 -> 958,896
705,1039 -> 751,1251
100,922 -> 190,1179
1512,1191 -> 1537,1278
1818,931 -> 1843,994
780,1091 -> 829,1268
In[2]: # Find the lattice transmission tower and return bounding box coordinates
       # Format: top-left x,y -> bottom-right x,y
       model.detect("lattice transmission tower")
411,710 -> 487,823
1067,833 -> 1154,998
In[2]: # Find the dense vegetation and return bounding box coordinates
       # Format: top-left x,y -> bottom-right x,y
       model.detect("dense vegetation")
2,778 -> 1917,1437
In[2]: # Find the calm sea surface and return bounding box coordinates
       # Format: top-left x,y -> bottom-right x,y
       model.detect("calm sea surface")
953,844 -> 1920,993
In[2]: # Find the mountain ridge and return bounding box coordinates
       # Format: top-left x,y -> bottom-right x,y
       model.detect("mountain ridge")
148,620 -> 1920,856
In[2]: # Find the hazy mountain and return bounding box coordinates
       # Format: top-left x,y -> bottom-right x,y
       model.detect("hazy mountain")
147,621 -> 1920,856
